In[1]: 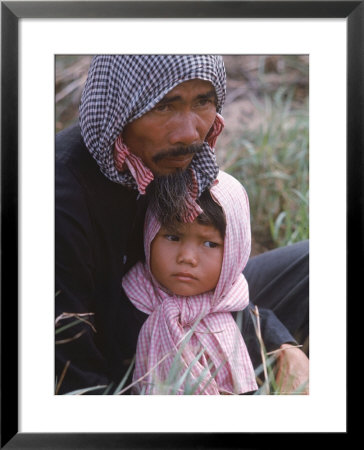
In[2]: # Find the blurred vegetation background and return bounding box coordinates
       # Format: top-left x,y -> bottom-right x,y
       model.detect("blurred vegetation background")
55,55 -> 309,255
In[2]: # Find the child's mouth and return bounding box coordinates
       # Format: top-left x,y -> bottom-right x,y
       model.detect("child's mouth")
173,272 -> 197,281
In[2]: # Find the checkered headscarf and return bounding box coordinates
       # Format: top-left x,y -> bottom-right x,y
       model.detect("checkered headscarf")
122,171 -> 258,395
79,55 -> 226,220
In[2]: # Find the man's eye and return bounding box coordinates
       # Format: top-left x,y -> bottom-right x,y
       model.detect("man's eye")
200,98 -> 213,105
195,99 -> 211,108
153,103 -> 170,112
195,97 -> 217,109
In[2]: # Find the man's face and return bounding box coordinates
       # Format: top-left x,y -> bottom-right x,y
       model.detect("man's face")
122,79 -> 217,176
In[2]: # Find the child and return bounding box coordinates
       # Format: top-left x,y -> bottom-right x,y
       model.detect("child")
122,171 -> 258,395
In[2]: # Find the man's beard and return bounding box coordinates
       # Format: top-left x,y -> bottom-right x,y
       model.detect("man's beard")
146,144 -> 203,226
147,168 -> 194,227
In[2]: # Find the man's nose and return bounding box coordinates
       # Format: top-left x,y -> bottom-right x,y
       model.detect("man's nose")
176,244 -> 198,266
168,113 -> 200,146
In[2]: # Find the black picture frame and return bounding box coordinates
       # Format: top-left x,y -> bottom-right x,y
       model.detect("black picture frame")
1,1 -> 359,448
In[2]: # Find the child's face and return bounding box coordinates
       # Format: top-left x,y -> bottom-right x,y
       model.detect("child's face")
150,221 -> 224,297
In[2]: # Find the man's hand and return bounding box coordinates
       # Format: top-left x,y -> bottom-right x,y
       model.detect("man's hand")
274,343 -> 309,394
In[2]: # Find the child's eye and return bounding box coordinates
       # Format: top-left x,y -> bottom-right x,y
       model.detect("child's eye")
164,234 -> 179,242
204,241 -> 219,248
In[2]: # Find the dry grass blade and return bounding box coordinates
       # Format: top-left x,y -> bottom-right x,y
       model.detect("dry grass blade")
250,305 -> 270,394
55,75 -> 87,103
55,57 -> 92,85
55,312 -> 96,333
55,329 -> 86,345
266,344 -> 303,356
55,360 -> 70,394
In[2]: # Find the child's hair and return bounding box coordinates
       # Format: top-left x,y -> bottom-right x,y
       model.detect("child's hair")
195,189 -> 226,239
146,171 -> 227,237
160,188 -> 226,239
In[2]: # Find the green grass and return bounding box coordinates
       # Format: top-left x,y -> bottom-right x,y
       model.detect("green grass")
218,85 -> 309,249
56,308 -> 307,396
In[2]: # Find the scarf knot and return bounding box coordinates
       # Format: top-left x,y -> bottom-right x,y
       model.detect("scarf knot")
174,296 -> 211,328
113,135 -> 154,195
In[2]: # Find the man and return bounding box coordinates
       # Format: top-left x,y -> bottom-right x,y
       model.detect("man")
55,55 -> 308,395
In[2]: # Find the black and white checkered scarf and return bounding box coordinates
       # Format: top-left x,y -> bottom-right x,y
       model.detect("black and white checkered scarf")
79,55 -> 226,204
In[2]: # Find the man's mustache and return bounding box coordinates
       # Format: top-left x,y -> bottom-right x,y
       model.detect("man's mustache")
152,144 -> 203,164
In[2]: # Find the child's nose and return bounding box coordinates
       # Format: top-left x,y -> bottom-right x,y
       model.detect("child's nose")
177,245 -> 198,266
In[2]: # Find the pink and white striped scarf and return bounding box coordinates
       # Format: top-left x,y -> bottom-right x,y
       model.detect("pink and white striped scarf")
122,171 -> 258,394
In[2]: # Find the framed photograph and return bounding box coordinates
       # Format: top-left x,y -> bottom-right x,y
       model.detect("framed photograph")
2,1 -> 359,447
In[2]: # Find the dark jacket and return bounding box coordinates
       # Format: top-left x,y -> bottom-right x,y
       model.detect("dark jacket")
55,124 -> 295,395
55,124 -> 148,394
